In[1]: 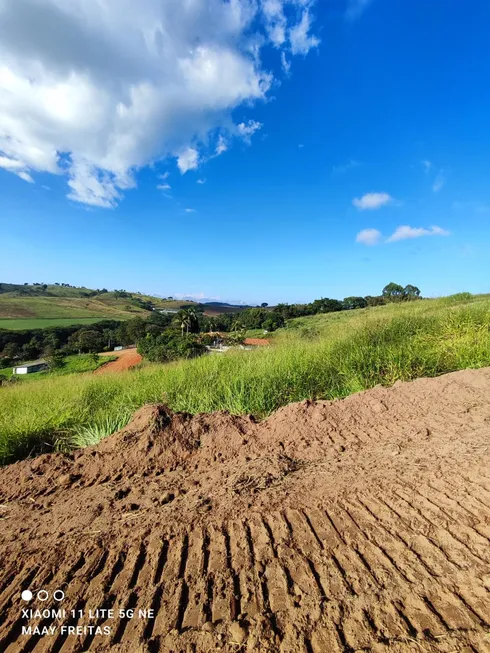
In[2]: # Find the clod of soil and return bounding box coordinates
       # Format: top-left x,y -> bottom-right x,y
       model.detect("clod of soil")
1,367 -> 490,652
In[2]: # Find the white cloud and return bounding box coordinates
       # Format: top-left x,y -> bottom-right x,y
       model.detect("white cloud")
386,225 -> 450,242
289,10 -> 320,55
160,171 -> 170,180
237,119 -> 262,142
356,228 -> 382,246
177,148 -> 199,174
353,192 -> 394,210
357,224 -> 450,246
281,51 -> 291,75
157,183 -> 171,190
216,135 -> 228,156
0,154 -> 33,182
0,0 -> 319,207
433,171 -> 445,193
184,208 -> 196,213
422,160 -> 432,173
346,0 -> 373,20
18,170 -> 34,183
196,178 -> 206,184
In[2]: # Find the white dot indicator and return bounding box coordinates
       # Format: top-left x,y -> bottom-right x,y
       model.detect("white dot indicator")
21,590 -> 33,601
37,590 -> 49,601
53,590 -> 65,602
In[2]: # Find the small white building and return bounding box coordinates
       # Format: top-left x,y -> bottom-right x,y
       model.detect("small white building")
13,360 -> 48,375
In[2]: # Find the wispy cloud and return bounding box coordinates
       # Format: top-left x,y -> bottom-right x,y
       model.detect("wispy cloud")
357,224 -> 450,246
196,179 -> 206,185
433,171 -> 445,193
387,225 -> 450,242
184,208 -> 196,213
353,192 -> 394,210
160,172 -> 170,180
346,0 -> 373,20
333,159 -> 361,175
452,200 -> 490,214
157,183 -> 171,191
422,160 -> 432,173
216,135 -> 228,156
356,228 -> 382,246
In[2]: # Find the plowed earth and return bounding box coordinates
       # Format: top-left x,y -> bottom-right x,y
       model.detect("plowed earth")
1,368 -> 490,652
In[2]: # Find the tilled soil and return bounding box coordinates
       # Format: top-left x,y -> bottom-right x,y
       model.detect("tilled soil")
1,368 -> 490,652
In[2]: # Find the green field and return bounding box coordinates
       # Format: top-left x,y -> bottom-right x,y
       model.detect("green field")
1,293 -> 490,465
0,353 -> 116,382
0,317 -> 108,330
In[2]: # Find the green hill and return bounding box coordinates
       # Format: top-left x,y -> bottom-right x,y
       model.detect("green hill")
2,292 -> 490,464
0,283 -> 198,330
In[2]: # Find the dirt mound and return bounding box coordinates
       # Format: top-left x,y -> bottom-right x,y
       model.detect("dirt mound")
1,368 -> 490,651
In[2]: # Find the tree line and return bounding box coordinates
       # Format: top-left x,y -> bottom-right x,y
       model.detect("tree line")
0,282 -> 421,369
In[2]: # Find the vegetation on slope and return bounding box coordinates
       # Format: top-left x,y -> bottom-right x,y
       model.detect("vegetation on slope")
1,293 -> 489,465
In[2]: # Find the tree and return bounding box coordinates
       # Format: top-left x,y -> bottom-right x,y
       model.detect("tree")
365,295 -> 386,307
403,284 -> 421,300
3,342 -> 19,360
382,282 -> 405,301
46,350 -> 65,371
343,296 -> 368,310
261,302 -> 268,308
73,330 -> 104,353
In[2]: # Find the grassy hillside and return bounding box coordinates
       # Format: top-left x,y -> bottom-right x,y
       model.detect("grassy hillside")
1,293 -> 490,464
0,317 -> 106,330
0,283 -> 199,329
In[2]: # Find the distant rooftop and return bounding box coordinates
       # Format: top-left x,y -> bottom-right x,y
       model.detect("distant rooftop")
14,359 -> 47,368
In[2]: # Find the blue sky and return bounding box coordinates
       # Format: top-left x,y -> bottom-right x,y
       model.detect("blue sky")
0,0 -> 489,304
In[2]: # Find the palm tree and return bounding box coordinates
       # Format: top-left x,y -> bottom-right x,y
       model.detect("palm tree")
179,312 -> 191,336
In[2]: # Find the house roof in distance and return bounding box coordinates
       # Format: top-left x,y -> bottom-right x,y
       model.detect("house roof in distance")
14,359 -> 47,369
243,338 -> 270,347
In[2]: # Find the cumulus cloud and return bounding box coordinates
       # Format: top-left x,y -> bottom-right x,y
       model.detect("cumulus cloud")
386,225 -> 450,242
356,228 -> 382,246
0,0 -> 319,207
353,192 -> 394,210
177,148 -> 200,174
346,0 -> 373,20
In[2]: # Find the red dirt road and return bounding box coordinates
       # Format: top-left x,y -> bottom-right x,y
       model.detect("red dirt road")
94,348 -> 142,374
1,368 -> 490,651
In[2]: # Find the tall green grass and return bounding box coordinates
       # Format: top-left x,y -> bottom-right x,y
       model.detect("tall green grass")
1,295 -> 490,464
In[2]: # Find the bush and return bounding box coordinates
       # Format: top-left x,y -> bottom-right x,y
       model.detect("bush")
138,330 -> 206,362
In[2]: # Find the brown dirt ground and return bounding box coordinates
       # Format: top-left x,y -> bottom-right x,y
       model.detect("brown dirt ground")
94,349 -> 143,375
1,368 -> 490,652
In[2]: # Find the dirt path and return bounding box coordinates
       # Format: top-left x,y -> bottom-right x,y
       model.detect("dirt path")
94,348 -> 142,375
1,368 -> 490,651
